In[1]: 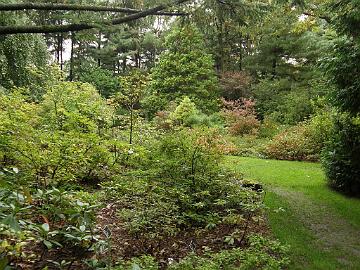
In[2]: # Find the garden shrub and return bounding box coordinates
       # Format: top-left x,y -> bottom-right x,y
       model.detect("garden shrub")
322,113 -> 360,195
219,71 -> 252,100
79,66 -> 121,98
153,110 -> 173,130
265,124 -> 311,161
222,98 -> 260,136
231,135 -> 268,158
321,25 -> 360,195
258,117 -> 285,138
252,78 -> 320,125
265,111 -> 333,161
153,98 -> 225,130
103,129 -> 263,237
0,169 -> 101,268
170,96 -> 199,126
0,82 -> 114,185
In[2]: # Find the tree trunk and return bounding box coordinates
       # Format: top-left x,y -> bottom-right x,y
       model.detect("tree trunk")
59,32 -> 63,70
129,108 -> 133,144
272,58 -> 277,79
97,31 -> 101,67
69,32 -> 75,81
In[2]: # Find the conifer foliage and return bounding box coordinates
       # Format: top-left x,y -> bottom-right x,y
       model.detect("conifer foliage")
146,24 -> 219,115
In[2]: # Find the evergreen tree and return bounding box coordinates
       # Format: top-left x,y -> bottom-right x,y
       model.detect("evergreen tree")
170,96 -> 198,125
146,24 -> 219,116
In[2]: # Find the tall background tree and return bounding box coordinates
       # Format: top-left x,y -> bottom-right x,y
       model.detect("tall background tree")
144,24 -> 219,117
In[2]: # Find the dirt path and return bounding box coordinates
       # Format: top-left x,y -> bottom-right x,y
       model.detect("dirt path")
271,187 -> 360,265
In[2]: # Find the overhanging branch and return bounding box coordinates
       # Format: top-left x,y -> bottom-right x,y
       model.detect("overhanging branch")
0,3 -> 187,16
302,11 -> 331,23
0,0 -> 190,35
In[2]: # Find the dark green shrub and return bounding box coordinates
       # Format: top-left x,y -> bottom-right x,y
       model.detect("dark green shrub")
322,113 -> 360,195
252,78 -> 317,125
79,67 -> 121,98
320,10 -> 360,195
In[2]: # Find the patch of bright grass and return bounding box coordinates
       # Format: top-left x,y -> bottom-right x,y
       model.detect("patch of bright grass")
225,156 -> 360,269
266,191 -> 344,270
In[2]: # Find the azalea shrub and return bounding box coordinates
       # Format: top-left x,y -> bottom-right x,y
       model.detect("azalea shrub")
264,111 -> 333,161
222,98 -> 260,136
219,71 -> 252,100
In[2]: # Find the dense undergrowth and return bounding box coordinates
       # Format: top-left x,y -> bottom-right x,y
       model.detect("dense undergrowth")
1,0 -> 359,267
0,83 -> 289,269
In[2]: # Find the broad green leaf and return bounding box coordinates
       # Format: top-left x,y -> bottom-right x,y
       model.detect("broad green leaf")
43,240 -> 53,249
80,225 -> 86,232
41,223 -> 50,232
132,263 -> 141,270
2,214 -> 21,231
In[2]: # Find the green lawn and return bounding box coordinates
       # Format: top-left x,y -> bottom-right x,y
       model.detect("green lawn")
225,156 -> 360,270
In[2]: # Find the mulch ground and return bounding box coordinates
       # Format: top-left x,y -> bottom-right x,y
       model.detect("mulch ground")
96,202 -> 270,269
13,200 -> 269,269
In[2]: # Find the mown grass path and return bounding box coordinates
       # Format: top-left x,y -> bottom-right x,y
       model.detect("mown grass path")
225,156 -> 360,270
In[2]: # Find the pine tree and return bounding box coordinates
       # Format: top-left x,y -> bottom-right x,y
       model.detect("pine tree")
146,24 -> 219,116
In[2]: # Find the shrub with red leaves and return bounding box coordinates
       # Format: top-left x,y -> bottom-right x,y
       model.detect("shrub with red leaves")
221,98 -> 260,136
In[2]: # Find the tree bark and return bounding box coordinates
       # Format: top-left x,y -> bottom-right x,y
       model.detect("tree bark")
69,32 -> 75,81
97,31 -> 101,67
0,3 -> 187,16
0,0 -> 190,35
129,108 -> 133,145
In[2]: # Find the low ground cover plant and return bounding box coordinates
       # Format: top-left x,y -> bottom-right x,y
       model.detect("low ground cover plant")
0,169 -> 101,268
